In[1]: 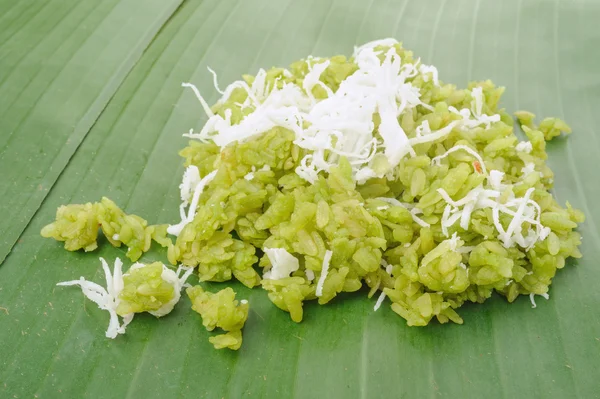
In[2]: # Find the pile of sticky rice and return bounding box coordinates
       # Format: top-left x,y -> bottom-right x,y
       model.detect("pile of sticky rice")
43,39 -> 584,348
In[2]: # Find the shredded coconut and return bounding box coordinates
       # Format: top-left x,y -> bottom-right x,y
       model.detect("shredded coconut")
168,169 -> 218,236
305,269 -> 315,281
438,184 -> 548,248
530,292 -> 550,308
315,250 -> 333,297
373,291 -> 387,311
488,169 -> 505,190
419,64 -> 439,86
207,66 -> 224,94
431,145 -> 488,175
263,248 -> 300,280
449,87 -> 501,130
374,259 -> 394,311
516,141 -> 533,153
57,257 -> 132,339
521,162 -> 539,177
179,165 -> 202,206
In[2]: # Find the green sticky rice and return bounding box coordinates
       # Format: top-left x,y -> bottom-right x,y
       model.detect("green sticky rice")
187,286 -> 249,350
117,262 -> 176,316
43,41 -> 584,339
41,197 -> 169,262
168,47 -> 582,326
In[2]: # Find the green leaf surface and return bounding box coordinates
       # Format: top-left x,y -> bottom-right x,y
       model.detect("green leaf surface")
0,0 -> 183,263
1,0 -> 599,398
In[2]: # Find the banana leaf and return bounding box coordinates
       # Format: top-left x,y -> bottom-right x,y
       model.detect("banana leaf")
0,0 -> 183,262
1,0 -> 599,397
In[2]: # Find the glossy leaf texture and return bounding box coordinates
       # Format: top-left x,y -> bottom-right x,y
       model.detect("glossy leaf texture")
0,0 -> 599,398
